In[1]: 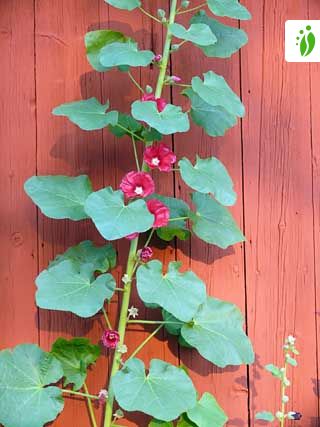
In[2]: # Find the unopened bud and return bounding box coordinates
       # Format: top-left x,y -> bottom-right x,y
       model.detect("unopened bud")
181,0 -> 190,8
145,85 -> 153,93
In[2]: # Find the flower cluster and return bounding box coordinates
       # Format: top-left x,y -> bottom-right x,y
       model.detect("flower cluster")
142,93 -> 167,112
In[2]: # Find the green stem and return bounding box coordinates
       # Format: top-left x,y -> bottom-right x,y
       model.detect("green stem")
115,124 -> 144,142
128,71 -> 145,94
127,320 -> 177,324
139,7 -> 162,23
62,388 -> 99,401
177,2 -> 207,15
104,238 -> 139,427
102,307 -> 112,329
172,83 -> 191,88
131,135 -> 141,171
169,216 -> 189,222
84,383 -> 98,427
128,324 -> 164,360
280,360 -> 288,427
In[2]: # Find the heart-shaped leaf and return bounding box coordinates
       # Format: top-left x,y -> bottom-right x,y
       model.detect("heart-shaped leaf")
85,30 -> 128,71
191,11 -> 248,58
105,0 -> 141,11
190,192 -> 244,249
132,101 -> 190,135
53,98 -> 118,130
136,260 -> 206,322
112,358 -> 197,421
187,393 -> 228,427
84,187 -> 154,240
207,0 -> 251,20
179,156 -> 236,206
49,240 -> 116,272
0,344 -> 64,427
192,71 -> 244,117
36,260 -> 116,318
151,194 -> 190,241
100,41 -> 154,68
24,175 -> 92,221
181,297 -> 254,367
51,338 -> 100,391
169,23 -> 217,46
184,88 -> 237,137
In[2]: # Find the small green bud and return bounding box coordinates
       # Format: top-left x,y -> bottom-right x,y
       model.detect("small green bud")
145,85 -> 153,94
283,378 -> 291,386
171,44 -> 180,51
157,8 -> 166,18
181,0 -> 190,8
282,395 -> 289,403
276,411 -> 284,420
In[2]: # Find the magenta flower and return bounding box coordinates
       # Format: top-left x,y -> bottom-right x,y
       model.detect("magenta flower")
120,171 -> 155,198
98,389 -> 108,405
153,54 -> 162,62
141,93 -> 167,112
171,75 -> 182,83
139,246 -> 153,262
102,330 -> 120,349
143,142 -> 176,172
146,199 -> 170,228
125,232 -> 139,240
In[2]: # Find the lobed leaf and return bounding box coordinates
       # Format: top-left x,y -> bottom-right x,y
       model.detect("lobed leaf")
136,260 -> 206,322
105,0 -> 141,11
52,98 -> 118,130
187,392 -> 228,427
169,23 -> 217,46
191,11 -> 248,58
207,0 -> 251,20
36,260 -> 116,318
112,358 -> 197,421
179,156 -> 236,206
0,344 -> 64,427
84,187 -> 154,240
190,192 -> 244,249
51,338 -> 100,391
24,175 -> 92,221
100,41 -> 154,68
192,71 -> 245,118
132,101 -> 190,135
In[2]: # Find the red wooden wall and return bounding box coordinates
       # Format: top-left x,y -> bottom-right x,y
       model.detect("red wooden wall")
1,0 -> 320,426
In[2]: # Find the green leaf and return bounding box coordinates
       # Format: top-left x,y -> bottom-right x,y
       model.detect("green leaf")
24,175 -> 92,221
100,41 -> 154,68
169,23 -> 217,46
187,393 -> 228,427
255,411 -> 275,422
190,192 -> 244,249
191,11 -> 248,58
264,364 -> 282,378
192,71 -> 245,118
179,156 -> 236,206
84,187 -> 154,240
132,101 -> 190,135
36,260 -> 116,318
149,421 -> 174,427
53,98 -> 118,130
109,113 -> 143,138
207,0 -> 251,20
51,338 -> 100,390
152,194 -> 191,241
113,358 -> 197,421
286,356 -> 297,367
105,0 -> 141,11
184,88 -> 237,137
49,240 -> 117,272
136,260 -> 206,322
177,414 -> 197,426
0,344 -> 64,427
162,310 -> 184,336
181,297 -> 254,367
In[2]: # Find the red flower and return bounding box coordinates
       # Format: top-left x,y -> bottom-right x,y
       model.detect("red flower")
120,171 -> 155,198
143,142 -> 176,172
102,330 -> 120,349
146,199 -> 170,228
139,246 -> 153,262
142,93 -> 167,112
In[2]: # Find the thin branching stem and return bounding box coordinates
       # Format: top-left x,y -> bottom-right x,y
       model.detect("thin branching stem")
102,307 -> 113,329
128,71 -> 145,93
177,2 -> 207,15
128,324 -> 164,360
139,7 -> 162,23
84,383 -> 98,427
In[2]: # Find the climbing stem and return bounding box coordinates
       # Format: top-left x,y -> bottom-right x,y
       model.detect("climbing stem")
128,324 -> 164,360
103,237 -> 138,427
61,388 -> 99,400
84,383 -> 98,427
280,360 -> 288,427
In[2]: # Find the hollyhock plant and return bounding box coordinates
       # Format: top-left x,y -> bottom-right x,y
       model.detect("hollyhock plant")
120,171 -> 155,198
15,1 -> 255,427
143,142 -> 176,172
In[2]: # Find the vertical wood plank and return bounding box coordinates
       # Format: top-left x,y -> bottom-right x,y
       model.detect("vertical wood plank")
0,0 -> 38,348
171,6 -> 249,426
241,1 -> 319,425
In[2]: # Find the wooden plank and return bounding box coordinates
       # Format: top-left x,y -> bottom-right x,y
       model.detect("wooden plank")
241,1 -> 319,424
35,1 -> 106,425
171,8 -> 249,427
0,0 -> 38,348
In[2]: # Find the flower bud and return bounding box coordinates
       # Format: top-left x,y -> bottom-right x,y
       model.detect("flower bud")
145,85 -> 153,93
157,9 -> 166,18
171,44 -> 180,51
181,0 -> 190,8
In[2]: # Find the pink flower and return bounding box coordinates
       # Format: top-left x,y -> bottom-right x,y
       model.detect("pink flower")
98,389 -> 108,405
102,330 -> 120,349
141,93 -> 167,112
138,246 -> 153,262
171,75 -> 182,83
143,142 -> 176,172
125,232 -> 139,240
153,54 -> 162,62
120,171 -> 155,198
146,199 -> 170,228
